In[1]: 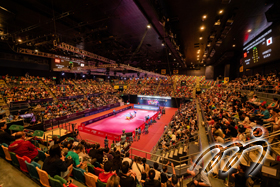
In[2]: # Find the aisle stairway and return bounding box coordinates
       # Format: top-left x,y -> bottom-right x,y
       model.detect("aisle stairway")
154,79 -> 162,95
40,80 -> 57,101
71,80 -> 86,95
0,80 -> 10,113
154,143 -> 189,167
139,80 -> 148,95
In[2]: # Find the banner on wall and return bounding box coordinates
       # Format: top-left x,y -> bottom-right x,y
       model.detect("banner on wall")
173,70 -> 179,75
161,69 -> 166,75
224,77 -> 229,84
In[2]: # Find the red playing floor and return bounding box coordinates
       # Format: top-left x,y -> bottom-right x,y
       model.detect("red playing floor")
68,106 -> 177,156
86,109 -> 157,135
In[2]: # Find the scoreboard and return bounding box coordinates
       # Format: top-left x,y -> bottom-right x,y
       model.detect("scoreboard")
51,58 -> 85,70
243,25 -> 280,68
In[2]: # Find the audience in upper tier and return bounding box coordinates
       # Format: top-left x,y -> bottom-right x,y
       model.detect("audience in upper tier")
0,85 -> 51,103
0,75 -> 197,101
227,71 -> 280,93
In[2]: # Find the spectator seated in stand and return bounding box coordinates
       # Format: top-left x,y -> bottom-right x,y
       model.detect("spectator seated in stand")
66,144 -> 87,170
98,161 -> 116,183
8,131 -> 39,160
43,144 -> 73,179
0,122 -> 15,145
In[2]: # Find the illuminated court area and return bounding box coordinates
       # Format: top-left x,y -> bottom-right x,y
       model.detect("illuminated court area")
86,109 -> 156,135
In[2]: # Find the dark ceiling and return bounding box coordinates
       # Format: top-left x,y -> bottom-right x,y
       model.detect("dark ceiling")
163,0 -> 272,67
0,0 -> 276,73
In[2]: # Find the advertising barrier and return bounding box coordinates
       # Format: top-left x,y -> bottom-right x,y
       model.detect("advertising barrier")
44,103 -> 120,127
82,105 -> 131,126
58,95 -> 84,100
79,109 -> 160,141
11,98 -> 53,104
133,104 -> 160,111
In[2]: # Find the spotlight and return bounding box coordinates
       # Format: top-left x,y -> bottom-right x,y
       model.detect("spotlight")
199,37 -> 203,40
108,76 -> 110,79
219,10 -> 223,14
200,26 -> 205,31
174,59 -> 176,61
34,49 -> 38,52
147,24 -> 151,29
82,75 -> 85,78
162,43 -> 165,46
204,64 -> 206,66
81,63 -> 84,67
232,44 -> 236,47
202,15 -> 207,19
61,72 -> 65,76
18,39 -> 22,43
248,29 -> 252,33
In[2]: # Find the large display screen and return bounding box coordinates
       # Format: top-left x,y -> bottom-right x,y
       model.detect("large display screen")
137,95 -> 171,107
51,58 -> 85,70
243,25 -> 280,68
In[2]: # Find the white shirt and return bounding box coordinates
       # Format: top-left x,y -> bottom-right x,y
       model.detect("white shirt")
132,162 -> 144,181
243,117 -> 249,124
237,133 -> 246,142
151,169 -> 161,180
122,157 -> 132,166
216,136 -> 225,144
171,134 -> 176,141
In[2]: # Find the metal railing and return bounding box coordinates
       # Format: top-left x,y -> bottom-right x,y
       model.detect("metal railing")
129,147 -> 190,176
150,120 -> 174,156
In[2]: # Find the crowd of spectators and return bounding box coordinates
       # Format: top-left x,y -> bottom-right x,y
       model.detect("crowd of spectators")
227,72 -> 280,93
0,120 -> 181,187
198,88 -> 276,145
100,82 -> 115,93
78,84 -> 99,95
4,75 -> 41,85
159,101 -> 198,150
32,93 -> 121,120
157,85 -> 174,97
0,85 -> 51,103
174,86 -> 193,98
49,85 -> 83,97
124,84 -> 141,95
42,139 -> 179,187
140,84 -> 158,96
101,94 -> 120,105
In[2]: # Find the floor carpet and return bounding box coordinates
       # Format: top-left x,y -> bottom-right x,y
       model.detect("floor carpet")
67,105 -> 177,156
86,109 -> 156,135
